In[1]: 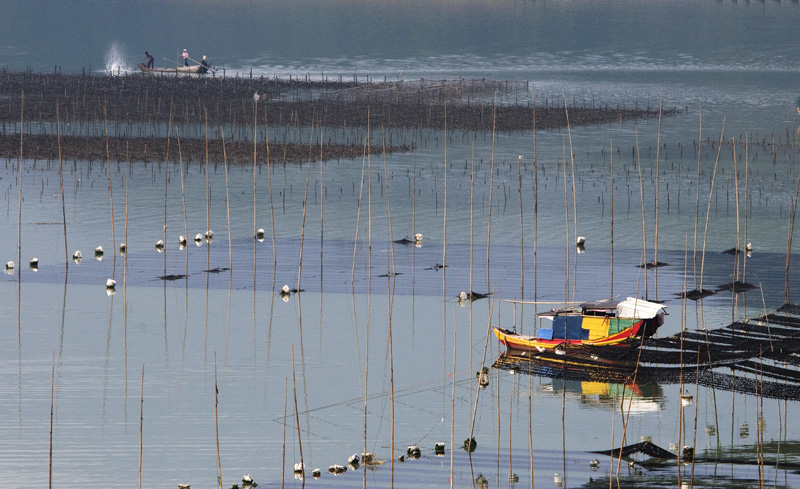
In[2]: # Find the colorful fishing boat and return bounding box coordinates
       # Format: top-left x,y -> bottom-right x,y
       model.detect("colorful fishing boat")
494,297 -> 666,352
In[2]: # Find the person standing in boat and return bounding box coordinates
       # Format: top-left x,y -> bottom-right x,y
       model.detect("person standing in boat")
182,49 -> 189,66
145,51 -> 154,69
197,55 -> 209,74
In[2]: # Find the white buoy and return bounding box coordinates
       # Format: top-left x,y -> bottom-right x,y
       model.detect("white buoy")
293,462 -> 304,473
281,284 -> 291,294
95,246 -> 104,256
204,230 -> 214,239
311,468 -> 321,478
576,236 -> 586,245
155,239 -> 165,250
414,233 -> 423,243
5,261 -> 14,270
242,474 -> 253,484
72,250 -> 82,263
746,242 -> 753,252
458,291 -> 468,301
256,228 -> 265,239
119,243 -> 126,254
29,258 -> 38,270
194,233 -> 203,242
106,278 -> 116,289
179,236 -> 187,246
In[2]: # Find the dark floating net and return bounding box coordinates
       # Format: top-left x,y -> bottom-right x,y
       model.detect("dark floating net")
493,303 -> 800,401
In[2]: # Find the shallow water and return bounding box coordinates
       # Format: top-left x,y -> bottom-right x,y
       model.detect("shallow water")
4,1 -> 800,488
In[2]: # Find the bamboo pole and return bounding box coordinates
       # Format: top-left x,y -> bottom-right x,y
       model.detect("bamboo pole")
57,102 -> 67,263
281,378 -> 287,489
700,120 -> 726,297
222,126 -> 232,267
138,364 -> 144,489
214,352 -> 222,489
49,350 -> 54,489
103,100 -> 116,254
291,346 -> 304,477
17,90 -> 23,275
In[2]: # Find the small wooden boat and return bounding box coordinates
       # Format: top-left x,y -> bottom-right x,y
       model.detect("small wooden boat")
494,297 -> 666,351
138,63 -> 208,74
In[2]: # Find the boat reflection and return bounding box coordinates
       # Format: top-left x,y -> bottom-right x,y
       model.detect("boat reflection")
493,350 -> 665,413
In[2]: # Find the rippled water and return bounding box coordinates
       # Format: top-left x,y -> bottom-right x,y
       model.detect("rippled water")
3,1 -> 800,488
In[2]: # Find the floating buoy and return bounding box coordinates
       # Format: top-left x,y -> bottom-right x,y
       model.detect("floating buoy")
458,291 -> 468,301
281,284 -> 291,294
576,236 -> 586,245
204,230 -> 214,241
682,445 -> 694,461
293,462 -> 304,473
256,228 -> 265,239
194,233 -> 203,242
328,464 -> 346,475
241,474 -> 254,486
119,243 -> 126,254
178,485 -> 190,489
29,258 -> 38,270
72,250 -> 82,263
406,445 -> 421,459
463,437 -> 477,452
311,468 -> 321,478
746,242 -> 753,252
434,442 -> 445,456
95,246 -> 104,256
347,453 -> 360,465
589,459 -> 599,468
477,367 -> 489,387
5,260 -> 14,270
179,236 -> 187,247
414,233 -> 423,243
361,452 -> 375,465
155,239 -> 165,251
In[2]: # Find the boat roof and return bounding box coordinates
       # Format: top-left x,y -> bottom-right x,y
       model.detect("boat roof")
541,297 -> 666,319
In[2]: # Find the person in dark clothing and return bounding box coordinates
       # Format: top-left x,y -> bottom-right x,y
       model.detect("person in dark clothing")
198,55 -> 209,74
145,51 -> 154,69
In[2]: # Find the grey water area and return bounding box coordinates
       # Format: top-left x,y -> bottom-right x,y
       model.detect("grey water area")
5,0 -> 800,486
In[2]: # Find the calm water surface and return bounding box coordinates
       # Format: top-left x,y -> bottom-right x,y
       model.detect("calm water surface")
3,1 -> 800,488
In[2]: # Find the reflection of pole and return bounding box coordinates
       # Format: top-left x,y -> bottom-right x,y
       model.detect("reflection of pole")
291,346 -> 304,482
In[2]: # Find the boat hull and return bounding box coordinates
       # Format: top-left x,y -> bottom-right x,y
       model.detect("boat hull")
138,63 -> 204,74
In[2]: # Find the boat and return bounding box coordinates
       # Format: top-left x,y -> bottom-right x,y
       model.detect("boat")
494,297 -> 666,352
137,63 -> 209,74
